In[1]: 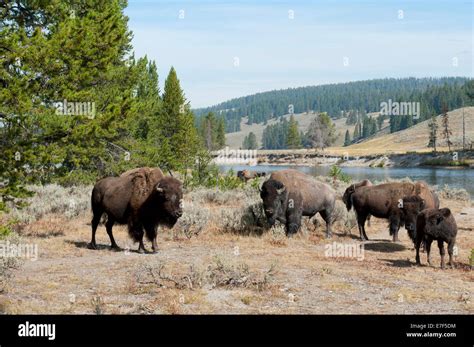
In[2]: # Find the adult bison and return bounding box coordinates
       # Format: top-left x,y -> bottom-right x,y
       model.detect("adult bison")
90,167 -> 183,253
260,169 -> 335,237
342,179 -> 373,226
346,181 -> 439,241
237,170 -> 265,182
400,196 -> 457,269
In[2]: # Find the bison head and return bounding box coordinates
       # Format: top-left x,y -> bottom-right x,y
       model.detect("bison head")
400,195 -> 425,240
342,185 -> 356,211
152,177 -> 183,228
260,179 -> 287,226
430,208 -> 451,226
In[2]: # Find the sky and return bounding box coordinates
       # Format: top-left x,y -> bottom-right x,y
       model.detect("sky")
125,0 -> 473,108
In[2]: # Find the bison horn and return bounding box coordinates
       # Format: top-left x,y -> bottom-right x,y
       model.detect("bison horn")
156,187 -> 164,192
277,186 -> 286,195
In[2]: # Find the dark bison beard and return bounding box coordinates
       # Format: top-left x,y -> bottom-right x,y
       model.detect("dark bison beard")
160,213 -> 178,229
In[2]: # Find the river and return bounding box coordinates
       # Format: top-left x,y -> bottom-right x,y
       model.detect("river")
218,164 -> 474,198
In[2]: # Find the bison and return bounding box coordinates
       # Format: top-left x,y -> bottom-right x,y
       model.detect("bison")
400,196 -> 457,269
260,169 -> 335,237
342,179 -> 373,226
346,181 -> 439,241
90,167 -> 183,253
237,169 -> 266,182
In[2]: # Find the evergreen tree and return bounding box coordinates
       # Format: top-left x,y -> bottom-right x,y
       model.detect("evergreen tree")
440,105 -> 453,151
156,67 -> 201,170
242,132 -> 257,149
286,115 -> 302,149
353,122 -> 360,141
216,117 -> 226,149
427,116 -> 439,152
343,130 -> 351,146
0,0 -> 137,204
305,113 -> 336,150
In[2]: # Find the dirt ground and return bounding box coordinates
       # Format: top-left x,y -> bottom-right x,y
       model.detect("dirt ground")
1,198 -> 473,314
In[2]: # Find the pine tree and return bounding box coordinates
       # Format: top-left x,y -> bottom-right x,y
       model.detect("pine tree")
242,132 -> 258,149
305,113 -> 336,150
216,117 -> 226,149
353,122 -> 360,140
427,116 -> 439,152
440,105 -> 452,151
286,115 -> 302,149
343,130 -> 351,146
0,0 -> 138,201
157,67 -> 201,170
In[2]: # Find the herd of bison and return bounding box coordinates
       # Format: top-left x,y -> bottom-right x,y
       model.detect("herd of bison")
90,167 -> 458,269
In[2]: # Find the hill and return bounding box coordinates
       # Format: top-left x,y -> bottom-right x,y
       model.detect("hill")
224,107 -> 473,156
195,77 -> 471,133
330,107 -> 474,156
225,111 -> 386,148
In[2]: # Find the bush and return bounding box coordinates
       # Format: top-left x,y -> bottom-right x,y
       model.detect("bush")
183,151 -> 244,191
328,165 -> 351,183
9,184 -> 91,224
439,185 -> 470,201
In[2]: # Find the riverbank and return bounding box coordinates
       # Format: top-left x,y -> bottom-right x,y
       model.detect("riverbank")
252,149 -> 474,168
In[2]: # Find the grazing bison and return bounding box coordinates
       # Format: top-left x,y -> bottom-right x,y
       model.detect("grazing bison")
400,196 -> 457,269
90,167 -> 183,253
342,179 -> 373,226
237,169 -> 266,182
347,181 -> 439,241
260,169 -> 335,237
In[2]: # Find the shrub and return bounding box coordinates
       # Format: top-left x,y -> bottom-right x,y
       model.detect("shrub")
328,165 -> 351,183
439,185 -> 470,201
9,184 -> 91,224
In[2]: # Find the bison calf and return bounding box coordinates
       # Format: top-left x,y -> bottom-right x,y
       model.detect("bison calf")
401,196 -> 457,269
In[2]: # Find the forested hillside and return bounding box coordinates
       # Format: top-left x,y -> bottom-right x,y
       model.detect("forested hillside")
195,77 -> 471,133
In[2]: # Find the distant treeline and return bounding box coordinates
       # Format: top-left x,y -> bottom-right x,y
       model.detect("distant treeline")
194,77 -> 472,133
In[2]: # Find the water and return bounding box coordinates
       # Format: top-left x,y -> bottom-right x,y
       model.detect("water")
218,164 -> 474,198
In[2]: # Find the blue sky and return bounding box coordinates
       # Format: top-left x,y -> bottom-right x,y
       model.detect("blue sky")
125,0 -> 473,108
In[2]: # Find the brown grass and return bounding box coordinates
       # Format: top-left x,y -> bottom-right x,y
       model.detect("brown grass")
0,189 -> 473,314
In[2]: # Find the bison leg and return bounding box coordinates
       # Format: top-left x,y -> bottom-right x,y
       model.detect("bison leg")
415,236 -> 423,265
134,227 -> 148,254
389,215 -> 400,242
89,212 -> 102,250
319,210 -> 333,239
144,223 -> 158,253
151,238 -> 158,253
425,238 -> 433,266
447,240 -> 455,268
356,212 -> 369,241
366,214 -> 371,227
285,211 -> 302,237
438,239 -> 446,269
105,218 -> 120,251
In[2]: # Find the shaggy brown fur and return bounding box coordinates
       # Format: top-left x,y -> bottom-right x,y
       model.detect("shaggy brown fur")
237,170 -> 266,182
349,181 -> 439,241
90,168 -> 182,253
260,169 -> 336,237
416,207 -> 457,269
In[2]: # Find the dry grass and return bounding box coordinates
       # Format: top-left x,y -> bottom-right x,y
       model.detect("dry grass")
1,183 -> 473,314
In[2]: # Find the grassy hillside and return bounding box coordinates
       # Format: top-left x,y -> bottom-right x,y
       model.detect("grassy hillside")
330,107 -> 474,156
225,107 -> 473,156
226,111 -> 385,149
